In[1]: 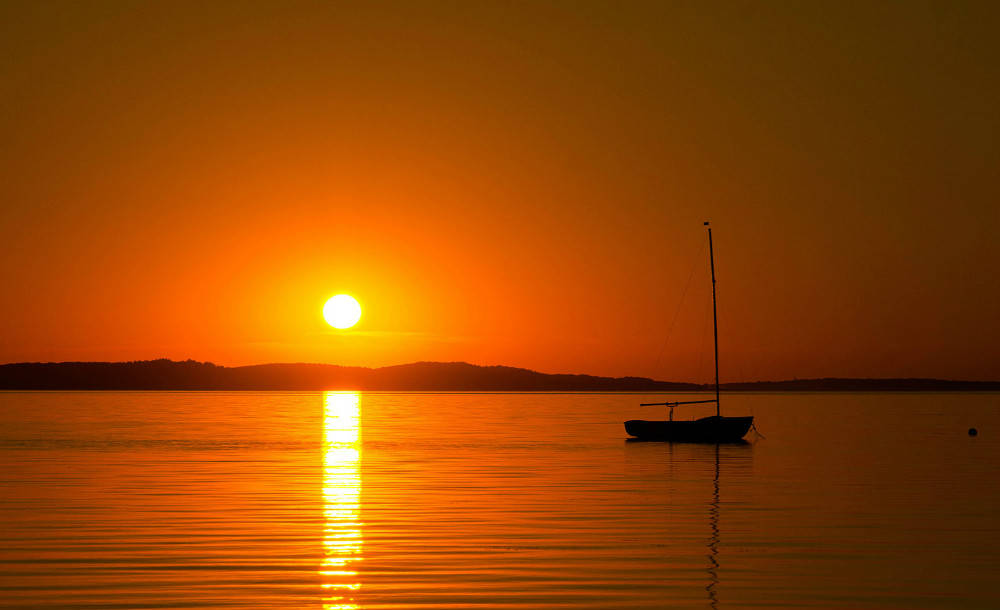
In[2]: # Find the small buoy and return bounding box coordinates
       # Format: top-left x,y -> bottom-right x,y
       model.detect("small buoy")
969,428 -> 978,437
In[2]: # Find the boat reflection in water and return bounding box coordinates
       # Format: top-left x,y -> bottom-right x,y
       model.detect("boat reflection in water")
706,443 -> 722,610
701,442 -> 751,610
320,392 -> 362,610
625,439 -> 752,609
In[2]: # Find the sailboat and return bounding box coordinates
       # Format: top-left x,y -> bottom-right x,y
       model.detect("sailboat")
624,222 -> 753,442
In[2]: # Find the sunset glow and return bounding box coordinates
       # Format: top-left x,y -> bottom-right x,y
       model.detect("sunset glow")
1,3 -> 999,610
323,295 -> 362,330
0,2 -> 996,382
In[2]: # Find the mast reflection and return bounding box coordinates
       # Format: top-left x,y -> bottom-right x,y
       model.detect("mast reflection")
706,443 -> 720,609
321,392 -> 362,610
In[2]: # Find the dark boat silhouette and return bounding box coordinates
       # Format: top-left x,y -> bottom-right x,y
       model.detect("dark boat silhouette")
625,414 -> 753,442
625,222 -> 754,443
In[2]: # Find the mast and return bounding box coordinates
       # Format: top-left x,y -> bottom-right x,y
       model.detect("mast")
705,222 -> 720,417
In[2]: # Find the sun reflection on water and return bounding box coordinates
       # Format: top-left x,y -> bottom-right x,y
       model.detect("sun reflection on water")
321,391 -> 362,609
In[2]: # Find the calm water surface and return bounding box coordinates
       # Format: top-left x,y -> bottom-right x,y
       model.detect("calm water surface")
1,392 -> 998,609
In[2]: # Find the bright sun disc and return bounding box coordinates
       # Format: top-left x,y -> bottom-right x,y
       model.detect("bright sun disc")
323,295 -> 362,329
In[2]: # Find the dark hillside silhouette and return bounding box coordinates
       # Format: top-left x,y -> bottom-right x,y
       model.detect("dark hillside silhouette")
0,360 -> 997,391
0,360 -> 698,391
719,378 -> 1000,391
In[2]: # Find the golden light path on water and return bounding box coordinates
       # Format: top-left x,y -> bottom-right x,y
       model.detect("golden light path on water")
321,392 -> 362,610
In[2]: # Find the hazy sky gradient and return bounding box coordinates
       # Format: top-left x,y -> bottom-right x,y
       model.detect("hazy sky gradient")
1,1 -> 997,381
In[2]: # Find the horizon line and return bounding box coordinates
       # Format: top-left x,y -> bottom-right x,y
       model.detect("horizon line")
1,358 -> 997,386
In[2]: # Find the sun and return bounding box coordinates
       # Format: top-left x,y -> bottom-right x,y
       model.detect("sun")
323,294 -> 362,329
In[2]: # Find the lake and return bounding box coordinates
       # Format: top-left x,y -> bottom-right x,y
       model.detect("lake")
0,392 -> 997,609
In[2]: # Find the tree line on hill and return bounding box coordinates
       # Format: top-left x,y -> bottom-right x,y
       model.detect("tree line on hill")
0,359 -> 996,391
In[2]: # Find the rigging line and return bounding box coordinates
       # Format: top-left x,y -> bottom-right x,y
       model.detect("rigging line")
701,297 -> 715,385
693,292 -> 713,387
653,239 -> 707,371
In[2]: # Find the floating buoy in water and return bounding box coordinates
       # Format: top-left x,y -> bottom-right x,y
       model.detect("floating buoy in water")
969,428 -> 978,437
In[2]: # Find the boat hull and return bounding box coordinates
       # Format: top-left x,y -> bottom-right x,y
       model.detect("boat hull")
624,415 -> 753,442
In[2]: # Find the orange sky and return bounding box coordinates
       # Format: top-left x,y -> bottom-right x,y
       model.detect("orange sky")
1,2 -> 997,381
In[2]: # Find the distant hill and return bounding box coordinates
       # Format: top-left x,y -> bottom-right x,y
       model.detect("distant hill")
0,359 -> 997,391
719,378 -> 1000,392
0,359 -> 699,391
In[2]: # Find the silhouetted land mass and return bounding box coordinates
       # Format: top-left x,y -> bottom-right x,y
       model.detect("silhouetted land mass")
0,360 -> 699,391
718,378 -> 1000,391
0,360 -> 997,391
